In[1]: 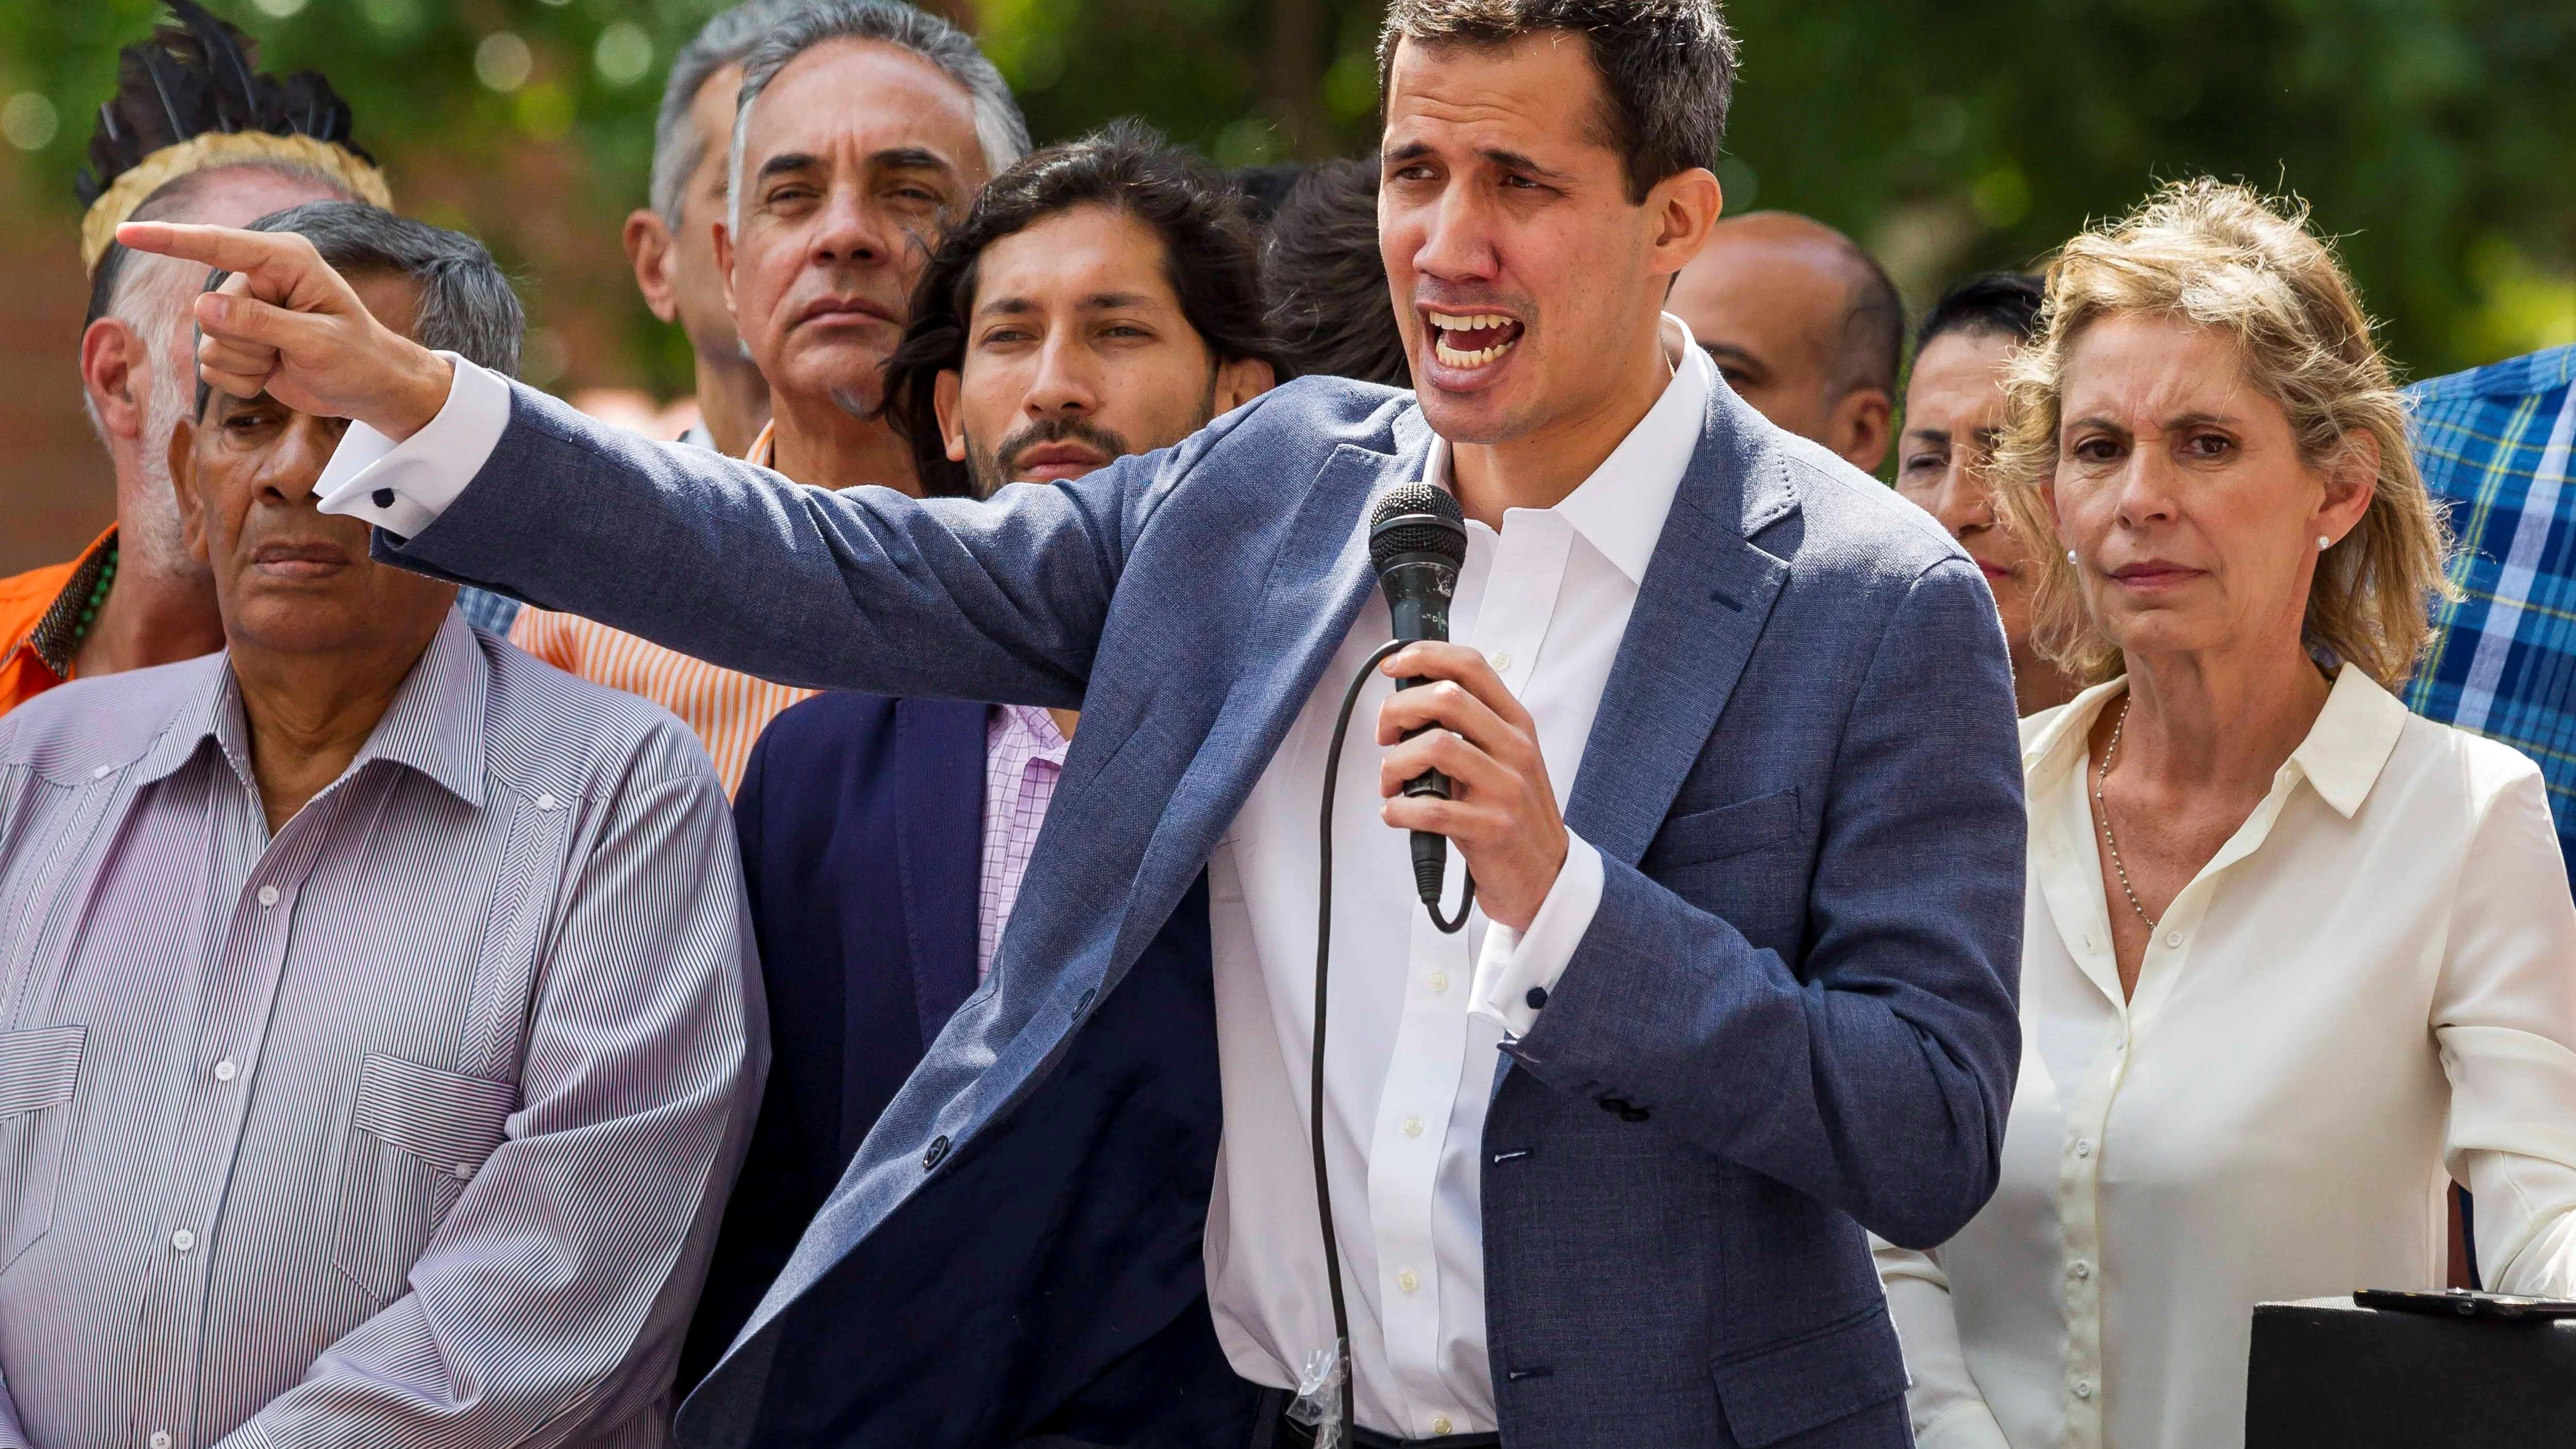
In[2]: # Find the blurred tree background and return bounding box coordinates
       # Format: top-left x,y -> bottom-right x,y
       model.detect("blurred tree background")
1,0 -> 2570,409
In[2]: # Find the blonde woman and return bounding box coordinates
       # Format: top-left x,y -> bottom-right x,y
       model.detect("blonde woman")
1876,180 -> 2576,1449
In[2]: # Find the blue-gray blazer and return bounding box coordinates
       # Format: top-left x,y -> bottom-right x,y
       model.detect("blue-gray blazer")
386,373 -> 2026,1448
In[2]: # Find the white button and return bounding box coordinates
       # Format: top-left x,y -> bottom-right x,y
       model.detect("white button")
2070,1259 -> 2092,1280
1402,1115 -> 1424,1138
93,764 -> 115,780
150,1434 -> 172,1449
2073,1378 -> 2094,1400
213,1059 -> 238,1083
2074,1138 -> 2094,1157
1428,971 -> 1450,994
1487,651 -> 1511,673
453,1162 -> 475,1180
2164,930 -> 2182,948
536,793 -> 560,812
256,885 -> 279,908
1398,1269 -> 1419,1293
1430,1417 -> 1453,1437
170,1229 -> 196,1252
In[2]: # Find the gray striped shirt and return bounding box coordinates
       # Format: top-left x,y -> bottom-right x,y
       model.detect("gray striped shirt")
0,612 -> 765,1449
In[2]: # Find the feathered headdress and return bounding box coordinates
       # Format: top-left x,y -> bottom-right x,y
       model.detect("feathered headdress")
76,0 -> 391,275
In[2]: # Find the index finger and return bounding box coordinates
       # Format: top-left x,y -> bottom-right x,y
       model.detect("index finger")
1382,640 -> 1530,726
114,221 -> 317,297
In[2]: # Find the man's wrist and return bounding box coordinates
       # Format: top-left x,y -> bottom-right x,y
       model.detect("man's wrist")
381,344 -> 455,443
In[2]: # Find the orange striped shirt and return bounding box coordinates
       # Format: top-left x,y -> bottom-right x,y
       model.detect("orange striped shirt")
505,424 -> 816,797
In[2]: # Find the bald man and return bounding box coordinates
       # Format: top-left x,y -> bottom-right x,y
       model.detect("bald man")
1670,210 -> 1901,472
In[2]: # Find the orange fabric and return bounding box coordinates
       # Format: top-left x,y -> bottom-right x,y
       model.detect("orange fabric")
501,423 -> 811,798
505,608 -> 816,798
0,527 -> 115,717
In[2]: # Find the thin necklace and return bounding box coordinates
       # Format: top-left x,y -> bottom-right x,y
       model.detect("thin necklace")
2095,694 -> 2158,929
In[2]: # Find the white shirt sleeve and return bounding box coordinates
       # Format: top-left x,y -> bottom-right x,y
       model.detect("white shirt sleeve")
311,351 -> 512,537
2433,755 -> 2576,1295
1468,833 -> 1603,1037
1873,1238 -> 2014,1449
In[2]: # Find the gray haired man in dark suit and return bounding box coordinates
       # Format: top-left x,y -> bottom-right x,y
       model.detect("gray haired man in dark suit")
126,1 -> 2026,1444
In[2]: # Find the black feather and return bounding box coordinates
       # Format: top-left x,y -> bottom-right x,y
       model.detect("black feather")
77,1 -> 374,205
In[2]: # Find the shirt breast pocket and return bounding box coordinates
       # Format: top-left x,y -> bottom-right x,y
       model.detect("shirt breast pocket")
333,1052 -> 517,1305
0,1024 -> 86,1274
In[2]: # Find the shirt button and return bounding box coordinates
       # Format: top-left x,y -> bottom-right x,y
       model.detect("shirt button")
1402,1115 -> 1424,1138
213,1059 -> 238,1083
2073,1378 -> 2095,1400
2164,930 -> 2182,948
92,764 -> 115,780
536,793 -> 560,812
1487,651 -> 1511,673
150,1435 -> 172,1449
1428,971 -> 1449,994
2074,1138 -> 2094,1158
453,1162 -> 475,1180
2070,1259 -> 2092,1280
256,885 -> 279,908
1431,1417 -> 1453,1436
1398,1269 -> 1420,1293
170,1229 -> 196,1252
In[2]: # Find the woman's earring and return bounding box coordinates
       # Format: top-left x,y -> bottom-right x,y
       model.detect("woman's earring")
2318,535 -> 2332,549
2066,549 -> 2080,565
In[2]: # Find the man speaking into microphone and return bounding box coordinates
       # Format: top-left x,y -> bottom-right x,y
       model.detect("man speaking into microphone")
124,1 -> 2025,1443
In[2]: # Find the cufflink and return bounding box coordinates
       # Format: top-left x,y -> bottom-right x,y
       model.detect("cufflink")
373,487 -> 397,509
1525,986 -> 1549,1010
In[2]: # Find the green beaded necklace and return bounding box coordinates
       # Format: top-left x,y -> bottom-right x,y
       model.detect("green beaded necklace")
62,542 -> 119,667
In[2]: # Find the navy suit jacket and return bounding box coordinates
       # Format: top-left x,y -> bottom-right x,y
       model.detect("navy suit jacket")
386,372 -> 2027,1448
674,692 -> 1250,1443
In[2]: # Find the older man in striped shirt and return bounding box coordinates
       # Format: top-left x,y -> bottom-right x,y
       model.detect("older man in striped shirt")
0,203 -> 763,1449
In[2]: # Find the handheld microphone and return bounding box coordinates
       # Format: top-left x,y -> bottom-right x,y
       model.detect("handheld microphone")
1367,484 -> 1470,910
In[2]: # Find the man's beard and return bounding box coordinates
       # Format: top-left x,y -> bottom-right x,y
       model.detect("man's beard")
967,415 -> 1140,500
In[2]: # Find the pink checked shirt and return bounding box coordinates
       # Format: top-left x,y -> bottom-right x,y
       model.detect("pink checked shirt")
977,704 -> 1072,981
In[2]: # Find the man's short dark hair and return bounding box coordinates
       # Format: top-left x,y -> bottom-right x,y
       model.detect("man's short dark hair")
199,201 -> 521,417
1914,270 -> 2045,357
880,119 -> 1286,498
1376,0 -> 1737,204
1266,157 -> 1410,388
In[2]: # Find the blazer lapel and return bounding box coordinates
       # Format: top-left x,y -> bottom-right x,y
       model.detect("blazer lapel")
891,697 -> 986,1065
1565,385 -> 1797,866
1111,426 -> 1429,964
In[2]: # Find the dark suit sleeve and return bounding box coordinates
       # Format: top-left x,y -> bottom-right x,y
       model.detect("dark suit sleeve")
676,731 -> 801,1391
378,381 -> 1272,706
1510,557 -> 2024,1249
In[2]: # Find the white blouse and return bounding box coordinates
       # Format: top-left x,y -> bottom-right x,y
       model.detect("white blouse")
1877,666 -> 2576,1449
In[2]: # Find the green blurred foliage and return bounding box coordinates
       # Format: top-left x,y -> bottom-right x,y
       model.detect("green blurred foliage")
3,0 -> 2569,399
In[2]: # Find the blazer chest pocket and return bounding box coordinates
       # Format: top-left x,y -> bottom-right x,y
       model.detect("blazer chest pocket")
0,1025 -> 85,1274
1642,787 -> 1802,877
334,1053 -> 517,1305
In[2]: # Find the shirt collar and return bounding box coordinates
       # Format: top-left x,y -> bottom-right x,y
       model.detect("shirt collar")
1420,312 -> 1712,586
2022,661 -> 2406,820
132,608 -> 490,809
747,421 -> 776,470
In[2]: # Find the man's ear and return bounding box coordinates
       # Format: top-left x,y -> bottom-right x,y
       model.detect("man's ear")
713,218 -> 738,319
1214,356 -> 1277,415
1827,386 -> 1894,475
80,317 -> 151,444
1646,166 -> 1724,281
933,369 -> 970,464
623,208 -> 681,324
167,415 -> 211,565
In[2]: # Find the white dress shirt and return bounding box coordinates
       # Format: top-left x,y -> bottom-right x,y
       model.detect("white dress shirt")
1875,667 -> 2576,1449
313,319 -> 1716,1439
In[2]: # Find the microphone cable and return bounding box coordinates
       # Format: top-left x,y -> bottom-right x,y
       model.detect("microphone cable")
1291,638 -> 1473,1446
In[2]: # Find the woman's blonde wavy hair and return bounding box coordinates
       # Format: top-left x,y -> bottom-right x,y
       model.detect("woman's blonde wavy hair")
1990,179 -> 2453,689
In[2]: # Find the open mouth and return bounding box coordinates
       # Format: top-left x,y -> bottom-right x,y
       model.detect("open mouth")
1427,311 -> 1524,370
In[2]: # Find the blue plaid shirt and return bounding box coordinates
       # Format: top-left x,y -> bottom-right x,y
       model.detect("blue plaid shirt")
2404,345 -> 2576,891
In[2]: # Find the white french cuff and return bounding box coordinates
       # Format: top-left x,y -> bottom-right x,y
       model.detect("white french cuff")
312,350 -> 512,538
1467,833 -> 1605,1038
